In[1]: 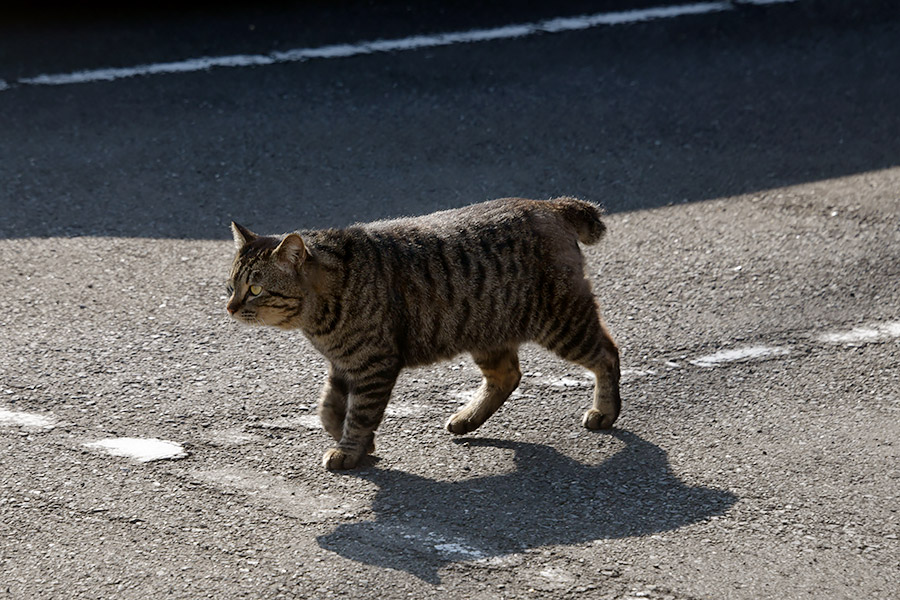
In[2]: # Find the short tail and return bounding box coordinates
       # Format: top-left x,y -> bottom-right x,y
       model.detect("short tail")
549,197 -> 607,245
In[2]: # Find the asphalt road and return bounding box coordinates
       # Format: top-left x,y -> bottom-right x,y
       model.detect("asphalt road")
1,1 -> 898,599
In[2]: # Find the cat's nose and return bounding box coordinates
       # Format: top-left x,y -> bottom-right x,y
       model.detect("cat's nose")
226,302 -> 238,315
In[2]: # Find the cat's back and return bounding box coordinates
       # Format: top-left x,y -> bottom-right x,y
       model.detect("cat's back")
353,198 -> 560,284
361,196 -> 600,244
348,197 -> 602,285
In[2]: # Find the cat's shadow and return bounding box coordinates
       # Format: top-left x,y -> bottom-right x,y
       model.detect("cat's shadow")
316,430 -> 737,583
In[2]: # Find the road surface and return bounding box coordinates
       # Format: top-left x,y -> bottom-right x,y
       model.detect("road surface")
1,1 -> 898,598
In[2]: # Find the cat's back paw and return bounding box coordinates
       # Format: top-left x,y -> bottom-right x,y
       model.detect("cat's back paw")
322,448 -> 361,470
582,408 -> 617,430
446,412 -> 480,435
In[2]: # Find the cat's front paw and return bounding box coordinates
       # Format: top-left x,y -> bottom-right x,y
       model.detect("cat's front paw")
582,408 -> 617,430
322,447 -> 361,470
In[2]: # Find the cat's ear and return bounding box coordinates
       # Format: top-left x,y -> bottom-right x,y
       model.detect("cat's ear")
274,233 -> 307,268
231,222 -> 258,250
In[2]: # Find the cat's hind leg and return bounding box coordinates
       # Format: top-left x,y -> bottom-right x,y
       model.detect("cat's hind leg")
447,347 -> 521,435
538,296 -> 621,430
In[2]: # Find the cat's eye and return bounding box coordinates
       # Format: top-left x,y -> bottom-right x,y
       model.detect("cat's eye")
249,285 -> 262,296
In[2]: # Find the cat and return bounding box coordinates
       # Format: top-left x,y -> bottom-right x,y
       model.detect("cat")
226,197 -> 621,470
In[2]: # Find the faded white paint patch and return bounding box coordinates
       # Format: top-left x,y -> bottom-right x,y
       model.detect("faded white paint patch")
192,467 -> 366,522
539,566 -> 577,584
544,376 -> 593,388
817,321 -> 900,345
621,368 -> 657,382
689,345 -> 790,368
0,408 -> 56,429
202,428 -> 259,447
257,415 -> 321,430
393,525 -> 488,560
433,541 -> 487,560
385,402 -> 428,417
84,437 -> 187,462
474,553 -> 525,567
450,390 -> 477,403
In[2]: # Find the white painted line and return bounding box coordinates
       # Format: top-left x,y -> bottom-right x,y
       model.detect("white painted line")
84,437 -> 187,462
450,390 -> 477,403
817,321 -> 900,345
689,345 -> 790,368
19,54 -> 278,87
0,408 -> 56,429
203,428 -> 259,446
544,376 -> 593,388
257,415 -> 322,430
621,368 -> 657,381
433,541 -> 487,560
192,467 -> 364,522
377,523 -> 488,560
9,0 -> 797,90
540,567 -> 578,584
385,402 -> 429,417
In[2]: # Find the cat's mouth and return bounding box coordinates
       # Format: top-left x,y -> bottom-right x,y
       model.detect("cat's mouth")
226,299 -> 265,326
230,311 -> 266,326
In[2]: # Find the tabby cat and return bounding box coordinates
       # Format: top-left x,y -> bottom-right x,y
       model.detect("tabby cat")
226,197 -> 621,470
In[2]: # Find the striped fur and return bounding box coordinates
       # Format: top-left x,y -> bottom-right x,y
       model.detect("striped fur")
226,197 -> 620,469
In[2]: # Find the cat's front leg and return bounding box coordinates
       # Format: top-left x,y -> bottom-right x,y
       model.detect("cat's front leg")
317,367 -> 349,443
322,359 -> 399,470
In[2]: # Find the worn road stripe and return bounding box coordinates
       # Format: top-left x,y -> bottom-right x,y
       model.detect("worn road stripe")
5,0 -> 797,90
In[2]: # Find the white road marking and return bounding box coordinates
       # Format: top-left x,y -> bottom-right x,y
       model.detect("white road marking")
817,321 -> 900,345
450,390 -> 477,403
539,566 -> 577,584
292,414 -> 323,429
433,541 -> 487,560
544,376 -> 593,388
689,345 -> 790,368
191,467 -> 364,522
202,427 -> 259,446
256,415 -> 322,430
83,437 -> 187,462
8,0 -> 797,90
621,368 -> 657,381
0,408 -> 56,429
387,524 -> 488,560
385,402 -> 429,417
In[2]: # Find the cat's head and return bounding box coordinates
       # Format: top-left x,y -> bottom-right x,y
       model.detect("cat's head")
226,222 -> 307,329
